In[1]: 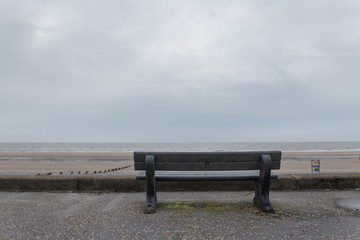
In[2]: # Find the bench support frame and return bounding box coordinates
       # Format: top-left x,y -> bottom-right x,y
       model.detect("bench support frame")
253,154 -> 274,213
145,155 -> 157,214
143,154 -> 275,214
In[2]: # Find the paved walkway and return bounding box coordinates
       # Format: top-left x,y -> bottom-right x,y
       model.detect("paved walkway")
0,191 -> 359,239
1,152 -> 359,239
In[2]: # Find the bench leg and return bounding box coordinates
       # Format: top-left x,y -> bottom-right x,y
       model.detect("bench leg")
145,155 -> 157,214
253,154 -> 274,213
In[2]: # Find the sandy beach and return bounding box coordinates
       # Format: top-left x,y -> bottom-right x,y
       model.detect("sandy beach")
277,151 -> 360,174
0,151 -> 359,175
0,152 -> 133,175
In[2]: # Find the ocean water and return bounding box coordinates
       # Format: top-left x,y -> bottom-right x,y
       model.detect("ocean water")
1,142 -> 360,152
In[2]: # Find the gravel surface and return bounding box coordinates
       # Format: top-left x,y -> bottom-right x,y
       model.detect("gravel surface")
0,190 -> 359,239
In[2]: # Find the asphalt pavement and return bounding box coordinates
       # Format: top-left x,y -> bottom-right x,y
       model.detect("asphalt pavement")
1,190 -> 359,239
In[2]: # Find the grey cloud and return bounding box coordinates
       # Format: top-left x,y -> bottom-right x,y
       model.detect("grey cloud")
1,0 -> 360,142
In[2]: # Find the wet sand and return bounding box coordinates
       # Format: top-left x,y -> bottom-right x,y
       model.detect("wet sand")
0,151 -> 359,175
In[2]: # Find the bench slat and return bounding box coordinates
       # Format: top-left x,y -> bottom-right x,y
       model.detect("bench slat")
135,161 -> 280,171
136,170 -> 278,181
134,151 -> 281,171
134,151 -> 281,163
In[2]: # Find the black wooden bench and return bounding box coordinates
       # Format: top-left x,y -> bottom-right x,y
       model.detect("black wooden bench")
134,151 -> 281,214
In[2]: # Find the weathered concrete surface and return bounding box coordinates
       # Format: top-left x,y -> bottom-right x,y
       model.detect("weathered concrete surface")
0,191 -> 359,239
290,173 -> 360,190
0,173 -> 359,192
78,175 -> 144,192
0,175 -> 143,192
0,175 -> 79,192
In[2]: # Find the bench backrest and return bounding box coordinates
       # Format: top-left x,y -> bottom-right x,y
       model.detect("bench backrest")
134,151 -> 281,171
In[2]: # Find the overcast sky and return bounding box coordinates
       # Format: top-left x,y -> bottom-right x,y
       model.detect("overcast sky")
1,1 -> 360,143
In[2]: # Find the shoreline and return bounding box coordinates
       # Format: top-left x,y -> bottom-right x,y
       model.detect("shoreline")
1,150 -> 359,156
0,151 -> 359,175
0,152 -> 133,158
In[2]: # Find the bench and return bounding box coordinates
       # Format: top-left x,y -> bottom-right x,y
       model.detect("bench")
134,151 -> 281,214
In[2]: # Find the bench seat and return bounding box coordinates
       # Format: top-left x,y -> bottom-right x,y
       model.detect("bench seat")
136,170 -> 278,181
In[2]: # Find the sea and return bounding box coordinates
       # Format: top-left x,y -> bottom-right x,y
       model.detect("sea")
1,142 -> 360,153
